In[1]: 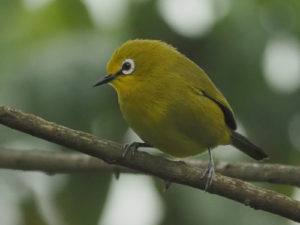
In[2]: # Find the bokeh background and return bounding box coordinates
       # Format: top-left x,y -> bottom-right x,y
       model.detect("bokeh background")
1,0 -> 300,224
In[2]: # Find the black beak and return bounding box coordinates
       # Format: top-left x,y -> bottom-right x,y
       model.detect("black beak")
93,74 -> 116,87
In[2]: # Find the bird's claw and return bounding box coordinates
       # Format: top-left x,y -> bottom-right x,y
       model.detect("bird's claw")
201,161 -> 215,191
122,142 -> 139,158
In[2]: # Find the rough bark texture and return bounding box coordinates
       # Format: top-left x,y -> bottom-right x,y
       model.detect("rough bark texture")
0,105 -> 300,222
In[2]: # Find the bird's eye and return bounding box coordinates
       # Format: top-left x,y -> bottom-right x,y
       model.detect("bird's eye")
121,59 -> 135,75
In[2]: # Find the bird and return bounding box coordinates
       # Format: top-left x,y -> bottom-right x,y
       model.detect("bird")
93,39 -> 268,190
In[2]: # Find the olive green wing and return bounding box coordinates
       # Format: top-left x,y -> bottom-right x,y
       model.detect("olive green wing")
201,89 -> 237,130
176,57 -> 237,130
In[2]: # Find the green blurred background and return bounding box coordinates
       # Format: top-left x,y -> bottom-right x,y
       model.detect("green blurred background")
1,0 -> 300,224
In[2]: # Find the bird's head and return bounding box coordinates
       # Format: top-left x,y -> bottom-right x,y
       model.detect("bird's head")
93,39 -> 179,93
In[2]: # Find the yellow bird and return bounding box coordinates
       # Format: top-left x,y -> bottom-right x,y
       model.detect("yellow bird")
94,39 -> 268,189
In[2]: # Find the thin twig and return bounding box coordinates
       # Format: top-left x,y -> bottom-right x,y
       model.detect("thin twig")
0,149 -> 134,174
0,105 -> 300,222
190,160 -> 300,187
1,149 -> 300,188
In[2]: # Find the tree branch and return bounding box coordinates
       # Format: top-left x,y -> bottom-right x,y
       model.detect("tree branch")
0,105 -> 300,222
192,160 -> 300,187
1,149 -> 300,188
0,149 -> 134,174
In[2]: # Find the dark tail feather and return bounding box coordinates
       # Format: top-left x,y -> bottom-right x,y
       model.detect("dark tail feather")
230,131 -> 268,160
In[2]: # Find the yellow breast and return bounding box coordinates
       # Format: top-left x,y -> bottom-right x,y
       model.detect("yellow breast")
114,78 -> 231,158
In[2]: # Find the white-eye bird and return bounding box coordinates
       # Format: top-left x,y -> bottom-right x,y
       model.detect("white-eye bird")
94,39 -> 268,189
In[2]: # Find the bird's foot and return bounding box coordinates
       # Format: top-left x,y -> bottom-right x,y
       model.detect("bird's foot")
122,142 -> 139,158
201,160 -> 215,191
122,142 -> 152,158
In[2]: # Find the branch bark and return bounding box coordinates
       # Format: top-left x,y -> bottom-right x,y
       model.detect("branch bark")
0,105 -> 300,222
0,149 -> 134,174
1,149 -> 300,188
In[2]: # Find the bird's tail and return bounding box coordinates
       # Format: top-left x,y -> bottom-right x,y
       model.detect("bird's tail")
230,131 -> 268,160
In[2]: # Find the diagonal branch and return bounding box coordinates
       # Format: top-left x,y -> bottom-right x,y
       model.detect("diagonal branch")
0,105 -> 300,222
1,149 -> 300,188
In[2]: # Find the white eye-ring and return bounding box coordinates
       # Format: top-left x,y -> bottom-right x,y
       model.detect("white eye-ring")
121,59 -> 135,75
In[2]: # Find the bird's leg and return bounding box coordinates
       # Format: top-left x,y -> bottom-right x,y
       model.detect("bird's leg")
122,142 -> 152,158
200,148 -> 215,190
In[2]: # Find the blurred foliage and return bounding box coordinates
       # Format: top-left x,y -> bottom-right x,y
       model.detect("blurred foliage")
1,0 -> 300,224
55,174 -> 111,225
21,194 -> 49,225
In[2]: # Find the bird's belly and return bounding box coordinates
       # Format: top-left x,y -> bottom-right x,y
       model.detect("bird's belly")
120,102 -> 227,158
127,116 -> 206,157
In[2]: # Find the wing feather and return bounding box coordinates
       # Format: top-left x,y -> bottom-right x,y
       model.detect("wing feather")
174,55 -> 237,130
